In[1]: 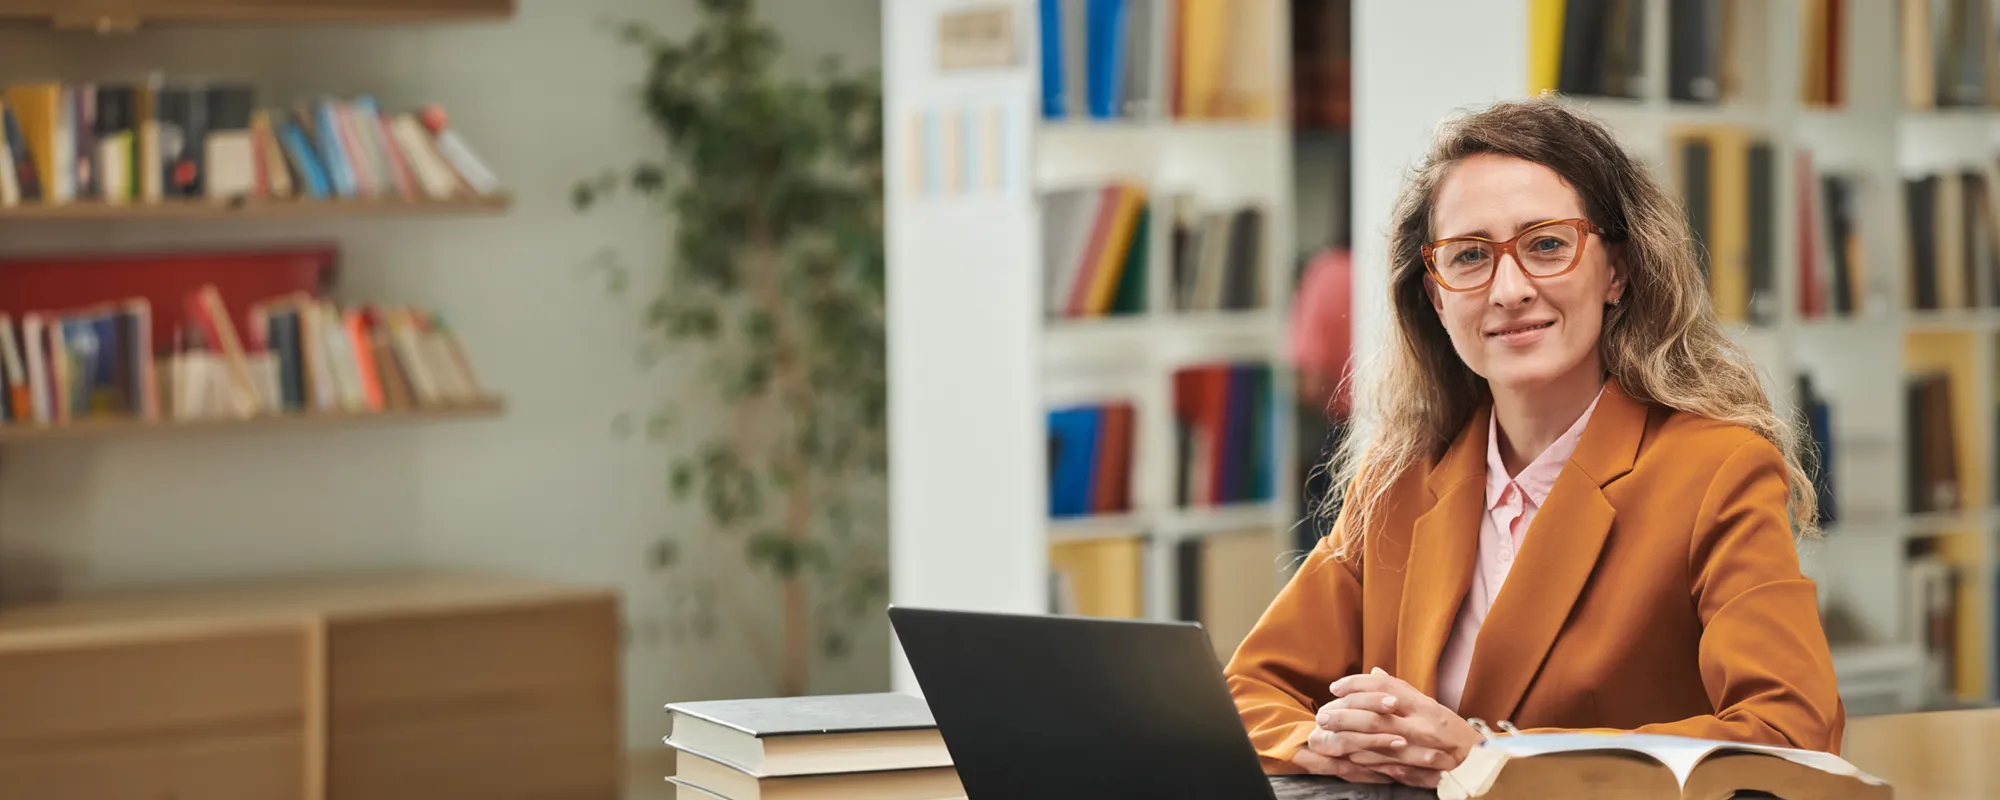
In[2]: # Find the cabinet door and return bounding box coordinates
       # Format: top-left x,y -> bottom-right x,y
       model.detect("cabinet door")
326,595 -> 620,800
0,619 -> 316,800
0,0 -> 512,26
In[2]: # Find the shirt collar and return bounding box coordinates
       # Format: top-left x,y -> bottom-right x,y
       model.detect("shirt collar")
1486,385 -> 1605,509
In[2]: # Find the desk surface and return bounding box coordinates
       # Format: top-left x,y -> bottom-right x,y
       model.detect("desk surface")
1269,777 -> 1435,799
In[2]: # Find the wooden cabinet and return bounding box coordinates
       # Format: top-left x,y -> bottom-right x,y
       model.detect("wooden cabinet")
0,618 -> 318,800
0,0 -> 514,28
0,571 -> 620,800
326,592 -> 621,800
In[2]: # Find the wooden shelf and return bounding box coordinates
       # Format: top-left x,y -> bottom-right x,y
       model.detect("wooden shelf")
0,194 -> 511,221
0,0 -> 513,29
0,398 -> 505,443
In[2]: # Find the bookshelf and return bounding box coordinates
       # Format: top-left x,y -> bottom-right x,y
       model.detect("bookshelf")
0,0 -> 516,29
0,398 -> 504,444
0,194 -> 511,221
1473,0 -> 2000,714
886,0 -> 1297,690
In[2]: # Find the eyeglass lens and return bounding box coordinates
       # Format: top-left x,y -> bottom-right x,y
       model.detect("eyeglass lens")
1433,222 -> 1581,289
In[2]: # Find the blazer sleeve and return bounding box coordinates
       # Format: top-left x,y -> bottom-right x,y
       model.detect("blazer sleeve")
1529,435 -> 1847,752
1222,529 -> 1367,773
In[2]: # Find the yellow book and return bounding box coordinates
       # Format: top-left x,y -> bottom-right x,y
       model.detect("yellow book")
1527,0 -> 1566,96
1048,535 -> 1145,619
1176,0 -> 1224,118
1083,184 -> 1146,314
3,83 -> 61,203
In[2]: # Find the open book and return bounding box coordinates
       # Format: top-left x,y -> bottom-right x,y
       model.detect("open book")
1436,732 -> 1891,800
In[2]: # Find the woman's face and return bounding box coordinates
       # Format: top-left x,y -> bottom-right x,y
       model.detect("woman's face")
1426,153 -> 1626,395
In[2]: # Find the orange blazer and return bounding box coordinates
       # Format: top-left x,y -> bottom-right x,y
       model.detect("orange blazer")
1225,379 -> 1845,773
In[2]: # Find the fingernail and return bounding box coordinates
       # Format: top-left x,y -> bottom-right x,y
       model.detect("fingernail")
1383,696 -> 1397,708
1372,667 -> 1387,676
1392,738 -> 1407,748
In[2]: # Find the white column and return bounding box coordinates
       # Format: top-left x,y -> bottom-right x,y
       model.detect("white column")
883,0 -> 1045,695
1350,0 -> 1530,363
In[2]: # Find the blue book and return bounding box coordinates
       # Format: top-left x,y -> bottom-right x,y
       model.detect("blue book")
1039,0 -> 1066,119
312,100 -> 356,197
1085,0 -> 1129,120
1047,406 -> 1104,517
277,120 -> 331,198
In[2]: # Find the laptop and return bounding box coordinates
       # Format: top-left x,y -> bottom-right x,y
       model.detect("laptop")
887,605 -> 1281,799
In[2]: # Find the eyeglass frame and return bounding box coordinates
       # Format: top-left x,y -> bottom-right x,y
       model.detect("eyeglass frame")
1420,218 -> 1611,293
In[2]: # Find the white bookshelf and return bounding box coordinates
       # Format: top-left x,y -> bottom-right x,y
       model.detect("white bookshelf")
885,0 -> 1297,692
889,0 -> 1990,714
1349,0 -> 1996,711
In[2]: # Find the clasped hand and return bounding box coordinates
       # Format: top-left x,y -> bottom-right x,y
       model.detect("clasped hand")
1289,668 -> 1484,788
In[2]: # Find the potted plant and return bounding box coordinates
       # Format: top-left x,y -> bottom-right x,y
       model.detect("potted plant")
573,0 -> 886,697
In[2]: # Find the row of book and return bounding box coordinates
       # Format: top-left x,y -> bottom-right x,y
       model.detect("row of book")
1047,400 -> 1135,518
1048,526 -> 1280,659
1036,0 -> 1276,122
1530,0 -> 1864,107
0,284 -> 487,426
1043,182 -> 1148,318
1175,361 -> 1276,509
0,78 -> 500,208
1530,0 -> 1745,104
1042,182 -> 1268,317
1534,0 -> 2000,110
1046,361 -> 1277,519
1526,0 -> 1646,101
1799,157 -> 1864,319
1902,0 -> 2000,111
1903,168 -> 2000,313
1665,132 -> 2000,321
1665,125 -> 1779,326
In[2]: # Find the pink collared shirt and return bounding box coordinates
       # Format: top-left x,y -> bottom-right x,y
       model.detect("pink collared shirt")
1434,388 -> 1603,713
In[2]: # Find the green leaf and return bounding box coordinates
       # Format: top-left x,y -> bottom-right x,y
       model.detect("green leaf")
700,442 -> 762,526
745,533 -> 829,580
670,460 -> 696,500
648,538 -> 679,569
743,311 -> 775,346
631,162 -> 669,195
822,631 -> 850,659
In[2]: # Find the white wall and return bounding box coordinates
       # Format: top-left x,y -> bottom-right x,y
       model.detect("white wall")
0,0 -> 886,751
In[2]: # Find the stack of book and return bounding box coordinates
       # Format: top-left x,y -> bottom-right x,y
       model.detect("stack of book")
663,692 -> 963,799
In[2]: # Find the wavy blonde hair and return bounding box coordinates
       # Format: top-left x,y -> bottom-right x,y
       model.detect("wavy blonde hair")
1318,97 -> 1820,561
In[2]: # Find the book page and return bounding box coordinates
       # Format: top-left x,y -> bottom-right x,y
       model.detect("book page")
1486,733 -> 1720,785
1484,732 -> 1882,786
1702,740 -> 1878,780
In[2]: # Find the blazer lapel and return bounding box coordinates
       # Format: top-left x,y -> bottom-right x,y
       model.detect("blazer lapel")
1394,404 -> 1488,698
1454,379 -> 1647,724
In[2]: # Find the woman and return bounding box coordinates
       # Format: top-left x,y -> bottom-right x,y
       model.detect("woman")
1225,98 -> 1844,789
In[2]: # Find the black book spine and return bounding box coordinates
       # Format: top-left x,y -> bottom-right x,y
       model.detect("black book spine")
1746,139 -> 1777,325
